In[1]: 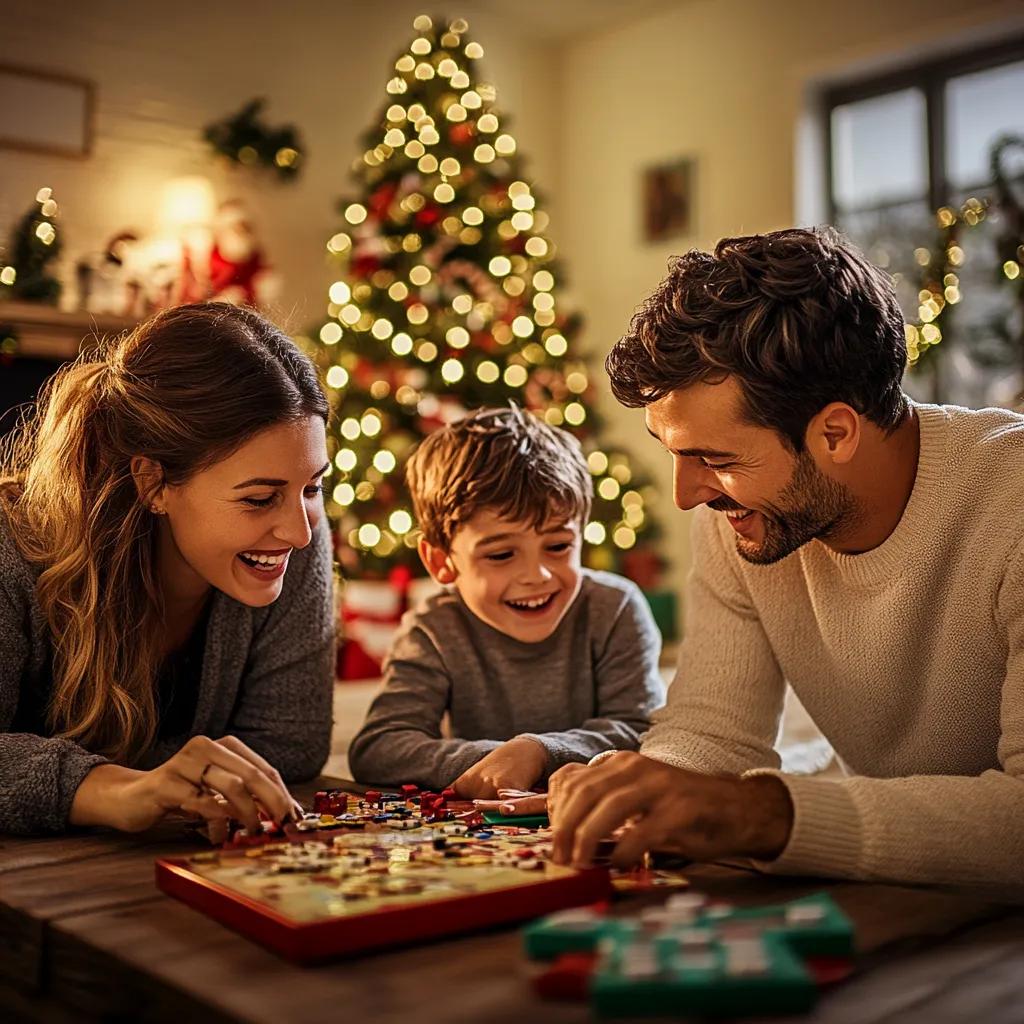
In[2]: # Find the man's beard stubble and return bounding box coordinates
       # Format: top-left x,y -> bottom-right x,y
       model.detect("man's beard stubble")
719,449 -> 865,565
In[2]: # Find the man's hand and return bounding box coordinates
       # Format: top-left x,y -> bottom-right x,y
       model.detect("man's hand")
452,736 -> 549,799
548,751 -> 793,869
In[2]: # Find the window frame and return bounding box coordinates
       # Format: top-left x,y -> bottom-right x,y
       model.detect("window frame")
824,35 -> 1024,223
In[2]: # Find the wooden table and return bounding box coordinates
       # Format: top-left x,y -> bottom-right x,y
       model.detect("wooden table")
2,776 -> 1023,1024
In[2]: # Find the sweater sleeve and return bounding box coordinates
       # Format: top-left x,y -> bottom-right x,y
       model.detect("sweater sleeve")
226,517 -> 335,783
746,541 -> 1024,895
641,507 -> 786,774
347,621 -> 502,789
0,567 -> 108,835
521,580 -> 666,775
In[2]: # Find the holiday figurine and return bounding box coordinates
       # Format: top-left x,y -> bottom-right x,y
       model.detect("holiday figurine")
208,199 -> 280,308
176,199 -> 280,310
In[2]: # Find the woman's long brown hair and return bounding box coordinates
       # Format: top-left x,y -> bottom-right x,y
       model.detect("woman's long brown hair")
0,303 -> 328,763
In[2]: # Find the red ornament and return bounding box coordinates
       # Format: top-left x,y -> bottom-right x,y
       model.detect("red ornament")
449,122 -> 475,146
368,182 -> 398,215
389,564 -> 413,594
351,254 -> 381,278
416,205 -> 442,228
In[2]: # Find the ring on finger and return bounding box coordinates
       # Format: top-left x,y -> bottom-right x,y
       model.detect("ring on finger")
198,762 -> 214,792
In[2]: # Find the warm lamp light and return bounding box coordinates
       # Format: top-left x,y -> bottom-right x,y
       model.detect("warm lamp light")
158,176 -> 216,230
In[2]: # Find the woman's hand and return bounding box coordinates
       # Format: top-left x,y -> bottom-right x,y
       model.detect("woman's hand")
70,734 -> 302,843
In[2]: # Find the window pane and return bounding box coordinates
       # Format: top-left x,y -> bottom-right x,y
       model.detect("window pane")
946,59 -> 1024,191
836,201 -> 933,322
831,89 -> 928,211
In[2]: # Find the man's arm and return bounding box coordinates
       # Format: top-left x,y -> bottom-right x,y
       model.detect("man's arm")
641,506 -> 786,773
743,539 -> 1024,896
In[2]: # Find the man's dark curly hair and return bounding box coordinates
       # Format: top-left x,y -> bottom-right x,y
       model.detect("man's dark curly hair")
606,227 -> 908,451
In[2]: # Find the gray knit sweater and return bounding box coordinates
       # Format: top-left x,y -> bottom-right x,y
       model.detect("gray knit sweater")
0,515 -> 335,835
348,570 -> 665,789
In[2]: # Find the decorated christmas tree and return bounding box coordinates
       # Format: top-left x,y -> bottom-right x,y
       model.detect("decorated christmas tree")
308,14 -> 659,590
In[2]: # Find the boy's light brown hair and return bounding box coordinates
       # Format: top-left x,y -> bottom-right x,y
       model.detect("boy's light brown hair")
406,405 -> 593,550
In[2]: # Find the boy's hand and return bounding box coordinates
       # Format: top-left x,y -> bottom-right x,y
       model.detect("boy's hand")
452,736 -> 549,799
472,788 -> 549,817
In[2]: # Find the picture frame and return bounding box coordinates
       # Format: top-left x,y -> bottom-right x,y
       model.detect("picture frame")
0,64 -> 95,159
642,157 -> 696,243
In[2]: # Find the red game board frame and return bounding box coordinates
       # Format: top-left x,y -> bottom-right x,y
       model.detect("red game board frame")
156,855 -> 612,964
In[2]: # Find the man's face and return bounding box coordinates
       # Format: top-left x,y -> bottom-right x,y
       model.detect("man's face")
646,379 -> 861,564
442,509 -> 584,643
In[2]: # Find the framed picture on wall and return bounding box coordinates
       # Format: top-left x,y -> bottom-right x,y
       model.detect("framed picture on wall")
642,158 -> 695,243
0,64 -> 95,158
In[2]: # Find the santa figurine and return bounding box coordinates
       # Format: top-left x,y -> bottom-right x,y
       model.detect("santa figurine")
205,199 -> 280,309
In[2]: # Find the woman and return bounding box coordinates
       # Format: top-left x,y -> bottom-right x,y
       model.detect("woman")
0,303 -> 335,840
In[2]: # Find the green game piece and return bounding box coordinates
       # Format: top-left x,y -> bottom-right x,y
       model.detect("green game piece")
481,810 -> 550,829
523,894 -> 855,1017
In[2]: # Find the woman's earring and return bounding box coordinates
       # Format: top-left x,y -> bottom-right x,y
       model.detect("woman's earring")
150,505 -> 166,516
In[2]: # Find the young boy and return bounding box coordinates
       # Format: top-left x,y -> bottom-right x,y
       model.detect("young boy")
347,405 -> 665,798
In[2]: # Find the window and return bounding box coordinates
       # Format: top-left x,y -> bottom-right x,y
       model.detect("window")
825,39 -> 1024,407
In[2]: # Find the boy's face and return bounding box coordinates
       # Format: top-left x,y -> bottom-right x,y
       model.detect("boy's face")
421,509 -> 584,644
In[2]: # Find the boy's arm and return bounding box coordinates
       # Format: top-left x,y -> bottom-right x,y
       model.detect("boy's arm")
518,581 -> 666,775
347,624 -> 502,790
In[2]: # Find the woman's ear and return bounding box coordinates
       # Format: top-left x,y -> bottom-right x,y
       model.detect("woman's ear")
417,537 -> 457,584
130,456 -> 166,513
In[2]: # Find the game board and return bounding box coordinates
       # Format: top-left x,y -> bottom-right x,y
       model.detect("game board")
156,788 -> 612,963
523,893 -> 855,1017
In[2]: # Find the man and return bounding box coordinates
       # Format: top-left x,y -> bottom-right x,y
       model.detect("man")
549,227 -> 1024,894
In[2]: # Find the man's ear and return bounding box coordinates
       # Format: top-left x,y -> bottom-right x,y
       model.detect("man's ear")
130,456 -> 166,512
418,537 -> 457,585
806,403 -> 861,465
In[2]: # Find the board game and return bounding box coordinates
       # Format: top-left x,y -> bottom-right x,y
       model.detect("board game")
523,893 -> 855,1017
156,787 -> 612,963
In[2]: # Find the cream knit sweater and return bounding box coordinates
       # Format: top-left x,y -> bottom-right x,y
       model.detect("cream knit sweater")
642,402 -> 1024,893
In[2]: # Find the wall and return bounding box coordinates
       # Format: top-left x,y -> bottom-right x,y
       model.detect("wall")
557,0 -> 1024,602
5,0 -> 1024,614
0,0 -> 561,334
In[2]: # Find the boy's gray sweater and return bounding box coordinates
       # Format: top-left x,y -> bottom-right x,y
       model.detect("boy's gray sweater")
0,515 -> 335,835
348,570 -> 665,789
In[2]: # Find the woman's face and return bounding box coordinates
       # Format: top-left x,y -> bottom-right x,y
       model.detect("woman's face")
155,416 -> 329,608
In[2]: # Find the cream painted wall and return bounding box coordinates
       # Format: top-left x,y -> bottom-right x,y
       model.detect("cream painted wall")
0,0 -> 560,334
558,0 -> 1024,607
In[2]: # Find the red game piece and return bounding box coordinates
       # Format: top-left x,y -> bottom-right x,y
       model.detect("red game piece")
364,790 -> 382,805
440,788 -> 456,802
533,953 -> 597,1001
401,784 -> 419,799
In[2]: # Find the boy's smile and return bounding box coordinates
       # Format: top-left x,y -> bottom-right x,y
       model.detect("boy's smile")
421,509 -> 584,643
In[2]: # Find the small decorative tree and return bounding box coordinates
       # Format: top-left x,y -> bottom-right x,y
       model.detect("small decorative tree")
0,188 -> 62,304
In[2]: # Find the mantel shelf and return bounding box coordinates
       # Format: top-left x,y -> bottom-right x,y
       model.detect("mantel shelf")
0,300 -> 137,361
